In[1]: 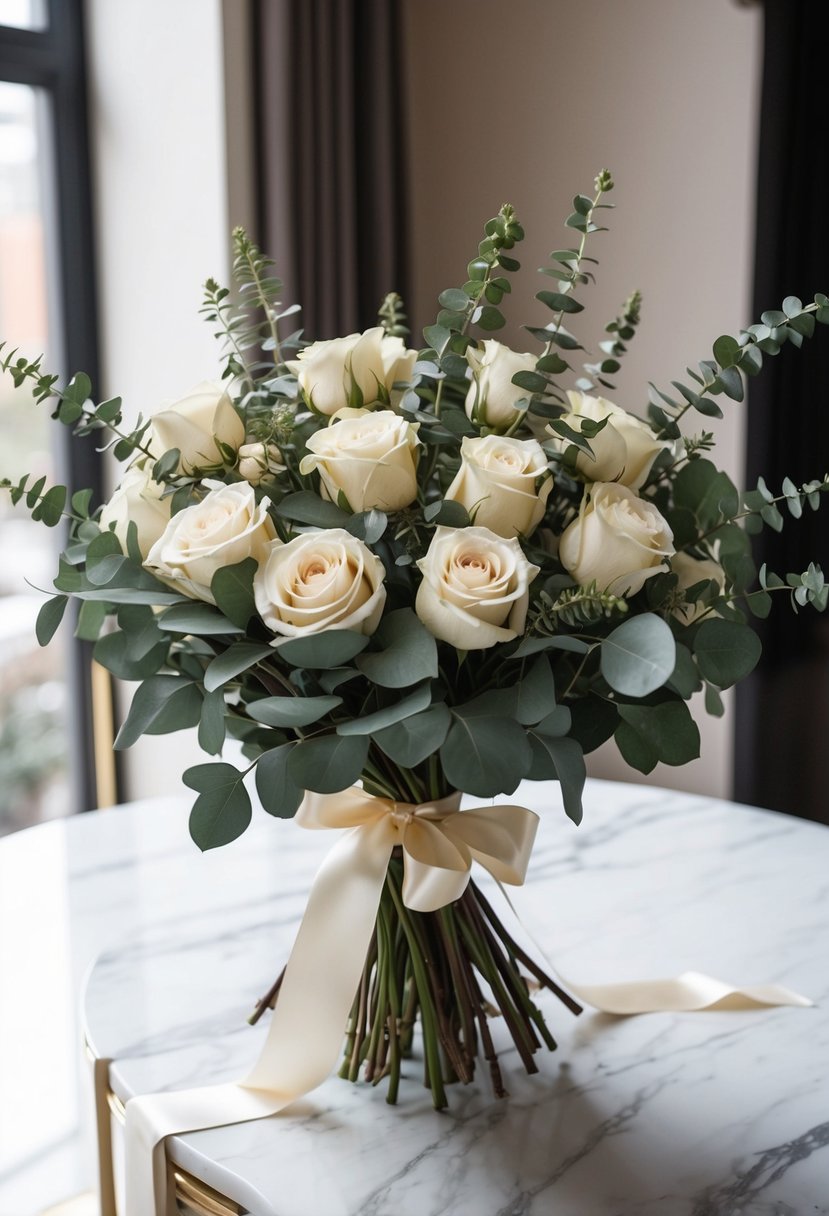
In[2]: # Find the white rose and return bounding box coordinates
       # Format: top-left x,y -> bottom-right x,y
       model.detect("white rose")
145,479 -> 277,603
288,326 -> 417,415
445,434 -> 552,539
238,442 -> 286,486
415,525 -> 539,650
465,340 -> 537,429
548,391 -> 667,490
381,336 -> 418,407
298,410 -> 419,512
253,528 -> 386,637
559,482 -> 675,597
671,552 -> 725,622
98,464 -> 172,559
148,381 -> 245,473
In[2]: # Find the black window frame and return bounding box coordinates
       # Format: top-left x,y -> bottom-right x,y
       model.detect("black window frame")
0,0 -> 110,812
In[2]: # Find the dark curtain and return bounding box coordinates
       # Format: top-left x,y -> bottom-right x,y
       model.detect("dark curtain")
735,0 -> 829,821
253,0 -> 410,339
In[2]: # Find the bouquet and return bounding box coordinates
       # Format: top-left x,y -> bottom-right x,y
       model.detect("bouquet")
3,169 -> 828,1112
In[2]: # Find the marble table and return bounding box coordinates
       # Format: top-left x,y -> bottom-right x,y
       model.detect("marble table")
2,780 -> 828,1216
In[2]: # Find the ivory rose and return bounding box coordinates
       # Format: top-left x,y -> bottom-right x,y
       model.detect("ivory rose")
145,480 -> 277,603
237,441 -> 286,486
548,391 -> 667,489
415,525 -> 539,650
288,327 -> 417,416
98,464 -> 171,558
559,482 -> 674,597
671,551 -> 725,622
149,382 -> 245,473
253,528 -> 386,637
445,434 -> 552,539
299,410 -> 419,511
465,340 -> 537,429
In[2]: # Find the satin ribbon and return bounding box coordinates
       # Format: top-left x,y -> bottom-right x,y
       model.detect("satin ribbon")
123,789 -> 539,1216
122,788 -> 813,1216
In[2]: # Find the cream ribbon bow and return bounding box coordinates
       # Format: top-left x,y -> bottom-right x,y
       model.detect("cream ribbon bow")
123,788 -> 539,1216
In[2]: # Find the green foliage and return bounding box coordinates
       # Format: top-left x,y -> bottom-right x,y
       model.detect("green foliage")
579,289 -> 641,392
374,704 -> 452,767
288,734 -> 370,794
378,292 -> 409,338
185,762 -> 252,850
5,170 -> 829,853
615,701 -> 700,773
530,581 -> 629,631
440,713 -> 532,798
255,743 -> 304,818
648,293 -> 829,439
600,615 -> 676,697
356,609 -> 439,688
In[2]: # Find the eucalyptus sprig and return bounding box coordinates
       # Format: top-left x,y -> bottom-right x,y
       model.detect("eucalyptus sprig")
649,294 -> 829,440
579,288 -> 642,392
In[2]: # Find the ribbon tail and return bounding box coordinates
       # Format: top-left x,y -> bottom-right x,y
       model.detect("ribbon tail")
495,881 -> 813,1016
124,817 -> 395,1216
569,971 -> 815,1015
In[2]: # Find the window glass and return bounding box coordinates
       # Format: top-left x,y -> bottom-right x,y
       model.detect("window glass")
0,80 -> 70,836
0,0 -> 47,31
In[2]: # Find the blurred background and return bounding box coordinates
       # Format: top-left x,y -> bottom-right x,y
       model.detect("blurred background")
0,0 -> 826,839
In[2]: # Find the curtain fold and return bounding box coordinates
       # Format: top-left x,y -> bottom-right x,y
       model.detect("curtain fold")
736,0 -> 829,820
254,0 -> 410,340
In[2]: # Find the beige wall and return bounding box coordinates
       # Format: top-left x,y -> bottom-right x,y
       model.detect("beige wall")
403,0 -> 763,799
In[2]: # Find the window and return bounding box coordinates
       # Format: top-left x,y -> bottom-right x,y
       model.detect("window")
0,0 -> 105,834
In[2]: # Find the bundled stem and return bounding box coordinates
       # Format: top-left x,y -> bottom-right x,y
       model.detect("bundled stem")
326,855 -> 578,1108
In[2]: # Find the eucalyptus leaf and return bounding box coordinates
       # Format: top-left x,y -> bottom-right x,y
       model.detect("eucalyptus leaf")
255,743 -> 304,818
693,619 -> 761,688
160,603 -> 244,635
115,676 -> 199,749
276,491 -> 349,527
336,682 -> 432,736
526,734 -> 585,824
211,558 -> 258,629
185,762 -> 252,850
275,630 -> 370,669
36,595 -> 68,646
198,689 -> 226,755
288,734 -> 369,793
356,608 -> 438,688
441,715 -> 532,797
374,703 -> 452,767
248,694 -> 342,728
600,614 -> 675,697
617,701 -> 700,767
204,643 -> 273,692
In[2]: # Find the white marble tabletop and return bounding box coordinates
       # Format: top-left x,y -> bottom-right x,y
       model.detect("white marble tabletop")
2,779 -> 828,1216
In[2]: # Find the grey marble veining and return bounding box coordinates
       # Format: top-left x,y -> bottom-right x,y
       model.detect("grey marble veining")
1,780 -> 827,1215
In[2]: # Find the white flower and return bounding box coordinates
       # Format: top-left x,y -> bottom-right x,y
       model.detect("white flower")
148,382 -> 245,473
464,340 -> 537,429
299,410 -> 419,512
671,552 -> 725,622
288,327 -> 417,415
445,434 -> 552,539
548,391 -> 668,490
559,482 -> 674,597
238,442 -> 286,486
145,480 -> 277,603
380,336 -> 418,407
98,464 -> 172,559
254,528 -> 386,637
415,525 -> 539,650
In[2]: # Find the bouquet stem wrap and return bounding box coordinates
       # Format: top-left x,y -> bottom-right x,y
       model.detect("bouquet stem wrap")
122,788 -> 812,1216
